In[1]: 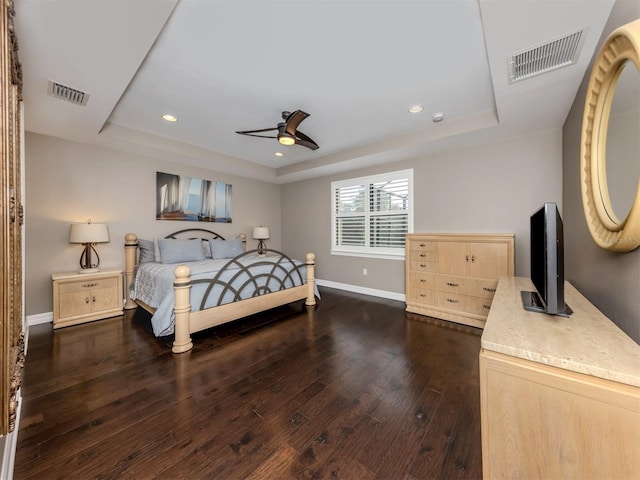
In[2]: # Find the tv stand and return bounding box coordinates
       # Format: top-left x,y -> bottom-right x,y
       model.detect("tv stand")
481,276 -> 640,479
520,290 -> 572,317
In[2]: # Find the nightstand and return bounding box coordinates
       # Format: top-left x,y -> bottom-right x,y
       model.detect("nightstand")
52,268 -> 124,329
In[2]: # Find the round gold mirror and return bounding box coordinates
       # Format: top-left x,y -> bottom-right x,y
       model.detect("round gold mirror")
581,19 -> 640,252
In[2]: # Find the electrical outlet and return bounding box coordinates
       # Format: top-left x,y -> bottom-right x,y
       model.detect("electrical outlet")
363,268 -> 368,276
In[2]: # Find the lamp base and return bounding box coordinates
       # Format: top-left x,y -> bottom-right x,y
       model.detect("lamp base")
256,239 -> 267,256
78,267 -> 100,274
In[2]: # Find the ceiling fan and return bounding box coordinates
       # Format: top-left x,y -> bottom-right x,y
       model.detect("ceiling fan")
236,110 -> 319,150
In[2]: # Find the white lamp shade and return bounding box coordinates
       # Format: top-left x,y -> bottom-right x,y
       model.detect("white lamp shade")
69,223 -> 110,244
252,227 -> 270,240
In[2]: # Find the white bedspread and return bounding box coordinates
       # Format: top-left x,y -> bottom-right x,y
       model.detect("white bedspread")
130,253 -> 312,336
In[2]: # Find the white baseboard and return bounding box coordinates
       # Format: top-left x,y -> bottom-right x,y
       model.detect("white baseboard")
25,284 -> 405,327
316,279 -> 405,302
27,312 -> 52,326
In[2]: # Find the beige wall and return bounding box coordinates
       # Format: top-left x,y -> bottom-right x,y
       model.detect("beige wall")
563,0 -> 640,343
24,132 -> 281,316
282,129 -> 563,294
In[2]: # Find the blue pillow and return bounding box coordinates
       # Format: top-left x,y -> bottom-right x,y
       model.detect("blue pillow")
158,238 -> 207,264
209,237 -> 244,259
138,239 -> 156,263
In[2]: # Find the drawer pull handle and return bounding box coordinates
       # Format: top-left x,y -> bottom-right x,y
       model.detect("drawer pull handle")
446,298 -> 459,303
471,255 -> 476,263
82,282 -> 97,288
420,264 -> 426,268
483,305 -> 491,310
420,279 -> 426,283
419,243 -> 426,247
85,298 -> 90,304
92,296 -> 96,303
446,282 -> 459,287
483,287 -> 496,292
465,255 -> 469,262
420,253 -> 426,257
420,294 -> 426,297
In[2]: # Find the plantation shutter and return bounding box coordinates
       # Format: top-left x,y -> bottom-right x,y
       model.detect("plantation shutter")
369,177 -> 409,248
335,184 -> 366,246
332,170 -> 412,256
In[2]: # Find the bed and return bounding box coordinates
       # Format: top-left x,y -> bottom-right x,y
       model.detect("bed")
124,228 -> 317,353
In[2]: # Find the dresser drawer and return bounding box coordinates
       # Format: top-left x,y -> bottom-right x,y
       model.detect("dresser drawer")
409,272 -> 437,289
409,258 -> 438,273
438,291 -> 467,313
437,275 -> 498,300
465,295 -> 493,316
465,278 -> 498,300
409,240 -> 437,253
409,287 -> 438,306
437,292 -> 493,317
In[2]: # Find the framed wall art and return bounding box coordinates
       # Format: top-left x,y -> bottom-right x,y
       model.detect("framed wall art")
156,171 -> 232,223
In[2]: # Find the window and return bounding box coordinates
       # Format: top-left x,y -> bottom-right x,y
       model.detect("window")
331,169 -> 413,258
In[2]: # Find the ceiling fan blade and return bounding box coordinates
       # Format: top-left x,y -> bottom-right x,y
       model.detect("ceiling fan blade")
295,130 -> 319,150
284,110 -> 309,136
236,132 -> 278,139
236,127 -> 278,135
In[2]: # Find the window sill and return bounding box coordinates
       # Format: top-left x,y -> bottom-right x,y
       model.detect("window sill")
330,250 -> 405,261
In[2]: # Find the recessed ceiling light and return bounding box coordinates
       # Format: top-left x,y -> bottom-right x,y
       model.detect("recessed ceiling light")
162,114 -> 178,122
274,152 -> 284,157
408,105 -> 424,114
432,112 -> 445,122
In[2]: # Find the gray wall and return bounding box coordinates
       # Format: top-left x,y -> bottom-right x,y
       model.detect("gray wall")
282,129 -> 563,294
563,0 -> 640,343
25,132 -> 281,316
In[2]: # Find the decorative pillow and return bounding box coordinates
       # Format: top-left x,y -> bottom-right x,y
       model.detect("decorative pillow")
158,238 -> 207,264
138,239 -> 156,263
209,237 -> 244,259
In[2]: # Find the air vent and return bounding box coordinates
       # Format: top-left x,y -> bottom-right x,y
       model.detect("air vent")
509,30 -> 585,83
47,80 -> 90,106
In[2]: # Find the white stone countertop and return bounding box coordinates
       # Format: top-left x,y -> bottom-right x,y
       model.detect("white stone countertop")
482,276 -> 640,388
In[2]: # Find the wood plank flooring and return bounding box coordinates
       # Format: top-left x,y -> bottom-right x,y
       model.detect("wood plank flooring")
14,287 -> 483,479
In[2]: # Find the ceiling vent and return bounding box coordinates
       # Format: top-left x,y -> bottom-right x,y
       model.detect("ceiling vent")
47,80 -> 90,106
509,29 -> 585,84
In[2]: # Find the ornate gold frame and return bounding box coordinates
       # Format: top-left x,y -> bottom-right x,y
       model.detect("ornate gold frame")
581,19 -> 640,252
1,0 -> 24,435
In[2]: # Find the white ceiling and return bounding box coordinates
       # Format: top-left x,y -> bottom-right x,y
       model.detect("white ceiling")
14,0 -> 615,184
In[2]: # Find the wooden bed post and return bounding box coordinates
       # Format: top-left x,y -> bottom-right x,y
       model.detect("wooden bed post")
305,253 -> 316,306
124,233 -> 138,310
172,265 -> 194,354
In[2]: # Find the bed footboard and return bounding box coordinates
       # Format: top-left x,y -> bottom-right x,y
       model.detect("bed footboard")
171,252 -> 316,354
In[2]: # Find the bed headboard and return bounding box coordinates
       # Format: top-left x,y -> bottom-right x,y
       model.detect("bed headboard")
164,228 -> 227,240
123,229 -> 247,310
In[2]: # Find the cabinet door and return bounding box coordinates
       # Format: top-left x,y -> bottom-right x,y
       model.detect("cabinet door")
58,285 -> 92,318
469,242 -> 509,279
439,241 -> 508,278
90,278 -> 121,312
438,242 -> 470,275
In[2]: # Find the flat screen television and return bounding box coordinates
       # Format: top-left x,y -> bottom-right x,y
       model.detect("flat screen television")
521,202 -> 572,317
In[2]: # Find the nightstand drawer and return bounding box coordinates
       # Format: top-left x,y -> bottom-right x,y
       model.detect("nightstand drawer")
58,277 -> 118,295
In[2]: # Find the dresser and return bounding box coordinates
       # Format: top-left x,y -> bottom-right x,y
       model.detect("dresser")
405,233 -> 515,329
52,269 -> 124,328
480,276 -> 640,478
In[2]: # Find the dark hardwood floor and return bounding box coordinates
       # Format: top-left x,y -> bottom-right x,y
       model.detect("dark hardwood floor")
14,287 -> 483,480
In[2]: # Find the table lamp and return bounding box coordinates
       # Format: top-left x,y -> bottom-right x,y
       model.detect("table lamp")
69,221 -> 110,273
252,226 -> 270,256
